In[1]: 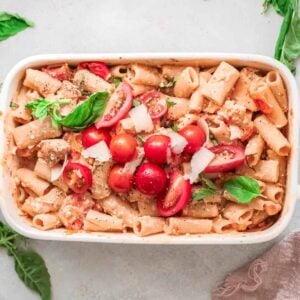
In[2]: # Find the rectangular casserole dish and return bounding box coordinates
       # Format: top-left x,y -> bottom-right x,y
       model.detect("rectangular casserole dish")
0,53 -> 299,244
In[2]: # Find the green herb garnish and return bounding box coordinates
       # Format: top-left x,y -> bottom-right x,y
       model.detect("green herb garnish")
209,131 -> 218,145
192,175 -> 217,201
166,98 -> 176,108
170,122 -> 178,132
25,92 -> 108,130
224,176 -> 260,204
9,101 -> 19,108
0,221 -> 51,300
136,134 -> 146,144
133,99 -> 140,107
159,77 -> 177,88
113,77 -> 121,88
0,12 -> 34,41
263,0 -> 300,74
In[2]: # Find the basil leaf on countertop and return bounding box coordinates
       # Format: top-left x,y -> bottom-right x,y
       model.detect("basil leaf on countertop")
224,176 -> 260,204
0,222 -> 51,300
59,92 -> 109,130
0,12 -> 34,41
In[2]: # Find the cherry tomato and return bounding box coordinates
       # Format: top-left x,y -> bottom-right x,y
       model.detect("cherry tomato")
157,171 -> 191,217
204,144 -> 245,173
81,126 -> 111,149
110,133 -> 137,163
42,64 -> 71,81
138,90 -> 167,119
63,162 -> 93,193
179,125 -> 206,154
240,125 -> 256,142
135,163 -> 167,195
95,82 -> 133,128
108,165 -> 134,193
144,135 -> 171,165
78,61 -> 111,80
254,99 -> 272,114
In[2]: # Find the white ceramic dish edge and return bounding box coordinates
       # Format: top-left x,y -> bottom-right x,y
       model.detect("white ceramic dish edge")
0,53 -> 299,244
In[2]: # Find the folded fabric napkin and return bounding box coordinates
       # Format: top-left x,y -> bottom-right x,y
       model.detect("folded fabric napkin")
212,231 -> 300,300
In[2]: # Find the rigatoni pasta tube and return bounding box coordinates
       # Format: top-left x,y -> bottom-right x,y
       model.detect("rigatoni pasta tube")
164,218 -> 213,235
23,69 -> 62,97
174,67 -> 199,98
263,184 -> 284,204
202,61 -> 240,106
245,134 -> 265,167
250,80 -> 287,128
167,97 -> 189,120
266,70 -> 288,112
162,65 -> 185,79
13,117 -> 62,149
16,168 -> 50,196
223,203 -> 253,226
213,217 -> 236,233
133,216 -> 165,237
182,202 -> 219,218
127,64 -> 161,86
101,195 -> 139,228
83,210 -> 124,232
32,213 -> 61,230
73,69 -> 112,93
254,115 -> 290,156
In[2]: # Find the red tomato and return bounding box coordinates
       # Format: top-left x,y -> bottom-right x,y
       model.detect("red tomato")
135,163 -> 167,195
144,135 -> 171,164
108,165 -> 134,193
95,82 -> 133,128
138,90 -> 167,119
254,99 -> 272,114
110,133 -> 137,163
204,145 -> 245,173
63,162 -> 93,193
240,125 -> 256,142
179,125 -> 206,154
42,64 -> 71,81
81,126 -> 111,148
157,171 -> 191,217
78,61 -> 111,80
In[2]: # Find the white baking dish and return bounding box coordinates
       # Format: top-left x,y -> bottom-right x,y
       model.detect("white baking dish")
0,53 -> 299,244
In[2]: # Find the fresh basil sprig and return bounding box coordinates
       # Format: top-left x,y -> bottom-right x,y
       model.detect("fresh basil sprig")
0,222 -> 51,300
224,176 -> 260,204
192,176 -> 217,201
0,12 -> 34,41
113,77 -> 121,88
25,92 -> 108,130
133,99 -> 140,107
263,0 -> 300,74
166,98 -> 176,108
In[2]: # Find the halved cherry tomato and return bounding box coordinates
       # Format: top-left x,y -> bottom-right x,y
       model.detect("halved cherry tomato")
157,171 -> 191,217
108,165 -> 134,193
110,133 -> 137,163
144,135 -> 171,164
95,82 -> 133,128
240,125 -> 256,142
81,126 -> 111,148
63,162 -> 93,193
254,99 -> 272,114
138,90 -> 167,119
78,61 -> 111,80
204,145 -> 245,173
135,163 -> 167,195
179,125 -> 206,154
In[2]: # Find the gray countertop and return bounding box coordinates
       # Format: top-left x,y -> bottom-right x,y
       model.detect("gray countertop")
0,1 -> 299,299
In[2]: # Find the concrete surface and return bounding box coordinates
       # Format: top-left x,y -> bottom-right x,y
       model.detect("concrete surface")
0,1 -> 299,299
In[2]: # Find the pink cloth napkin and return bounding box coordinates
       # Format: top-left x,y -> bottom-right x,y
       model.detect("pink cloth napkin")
212,231 -> 300,300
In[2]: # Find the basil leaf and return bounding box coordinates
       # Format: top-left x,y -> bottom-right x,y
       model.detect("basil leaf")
171,122 -> 178,132
0,12 -> 34,41
192,188 -> 216,201
166,98 -> 176,108
263,0 -> 289,15
200,175 -> 217,190
133,99 -> 140,107
58,92 -> 108,130
113,77 -> 121,88
13,249 -> 51,300
224,176 -> 260,204
9,101 -> 19,108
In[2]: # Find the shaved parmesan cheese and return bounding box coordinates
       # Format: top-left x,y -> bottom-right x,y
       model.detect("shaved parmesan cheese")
197,118 -> 210,146
82,141 -> 111,162
124,147 -> 145,173
229,125 -> 243,140
166,130 -> 188,154
129,104 -> 154,133
50,155 -> 68,182
184,147 -> 215,183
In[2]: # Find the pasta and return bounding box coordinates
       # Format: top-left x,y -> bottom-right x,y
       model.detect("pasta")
5,60 -> 290,236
